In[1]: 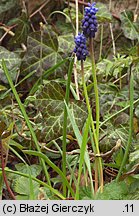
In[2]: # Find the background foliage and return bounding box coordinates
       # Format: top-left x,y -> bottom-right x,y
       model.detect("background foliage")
0,0 -> 139,200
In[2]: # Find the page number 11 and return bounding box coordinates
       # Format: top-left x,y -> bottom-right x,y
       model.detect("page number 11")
123,204 -> 134,213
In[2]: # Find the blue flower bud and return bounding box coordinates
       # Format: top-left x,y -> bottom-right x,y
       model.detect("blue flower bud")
73,33 -> 88,61
77,47 -> 82,52
90,24 -> 95,30
82,2 -> 98,38
84,21 -> 89,27
85,16 -> 90,21
80,43 -> 85,48
88,18 -> 94,24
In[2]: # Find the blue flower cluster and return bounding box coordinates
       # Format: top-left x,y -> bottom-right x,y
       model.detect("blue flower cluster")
82,3 -> 98,38
73,2 -> 98,61
73,33 -> 88,61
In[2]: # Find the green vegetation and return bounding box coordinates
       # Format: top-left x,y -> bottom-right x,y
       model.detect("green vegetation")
0,0 -> 139,200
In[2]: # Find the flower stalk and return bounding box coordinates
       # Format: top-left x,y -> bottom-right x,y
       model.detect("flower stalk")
81,59 -> 103,192
74,2 -> 103,192
89,37 -> 99,142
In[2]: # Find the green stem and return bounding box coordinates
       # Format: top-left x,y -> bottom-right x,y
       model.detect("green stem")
100,97 -> 139,128
89,38 -> 103,192
75,115 -> 91,199
81,60 -> 103,192
81,61 -> 96,152
62,58 -> 74,197
119,70 -> 122,89
116,71 -> 134,181
89,38 -> 100,141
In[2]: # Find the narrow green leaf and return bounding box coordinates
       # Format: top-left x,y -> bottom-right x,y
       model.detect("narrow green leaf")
62,58 -> 74,196
27,58 -> 68,97
116,71 -> 134,181
75,115 -> 91,199
65,102 -> 94,195
8,145 -> 26,164
23,150 -> 75,197
28,165 -> 35,200
0,168 -> 65,199
2,59 -> 51,186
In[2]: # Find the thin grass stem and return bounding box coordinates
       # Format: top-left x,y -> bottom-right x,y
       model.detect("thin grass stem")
2,60 -> 51,187
0,168 -> 65,199
88,38 -> 104,192
116,69 -> 134,181
89,38 -> 100,140
62,58 -> 74,197
81,60 -> 103,192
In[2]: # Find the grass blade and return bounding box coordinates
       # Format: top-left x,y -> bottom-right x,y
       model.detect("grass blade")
2,59 -> 51,186
75,115 -> 91,199
0,168 -> 65,199
62,57 -> 74,196
64,101 -> 94,196
8,145 -> 26,164
116,71 -> 134,181
23,150 -> 75,198
27,58 -> 68,97
25,165 -> 35,200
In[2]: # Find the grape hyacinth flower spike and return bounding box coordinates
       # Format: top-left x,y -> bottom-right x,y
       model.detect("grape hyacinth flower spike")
73,33 -> 88,61
82,2 -> 98,38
